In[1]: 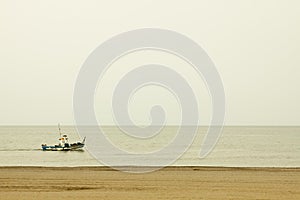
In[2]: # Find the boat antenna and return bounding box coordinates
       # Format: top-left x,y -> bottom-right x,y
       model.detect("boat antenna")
58,123 -> 62,138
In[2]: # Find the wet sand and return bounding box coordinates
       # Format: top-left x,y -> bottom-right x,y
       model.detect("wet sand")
0,166 -> 299,200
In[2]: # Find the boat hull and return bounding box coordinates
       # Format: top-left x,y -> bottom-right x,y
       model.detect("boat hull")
42,143 -> 84,151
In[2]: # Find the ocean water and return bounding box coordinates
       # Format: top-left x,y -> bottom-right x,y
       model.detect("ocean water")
0,126 -> 299,167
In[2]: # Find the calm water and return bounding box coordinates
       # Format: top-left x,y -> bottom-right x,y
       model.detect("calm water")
0,126 -> 299,167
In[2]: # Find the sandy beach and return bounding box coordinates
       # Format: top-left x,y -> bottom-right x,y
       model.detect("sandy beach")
0,166 -> 299,200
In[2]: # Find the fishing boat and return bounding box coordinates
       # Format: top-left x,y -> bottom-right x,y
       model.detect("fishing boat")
41,124 -> 86,151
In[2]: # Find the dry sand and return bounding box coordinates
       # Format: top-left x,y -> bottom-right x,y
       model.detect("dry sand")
0,166 -> 299,200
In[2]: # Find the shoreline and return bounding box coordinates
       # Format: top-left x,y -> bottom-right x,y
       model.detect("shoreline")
1,165 -> 300,170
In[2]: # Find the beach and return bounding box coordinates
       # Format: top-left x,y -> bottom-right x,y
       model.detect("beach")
0,166 -> 299,200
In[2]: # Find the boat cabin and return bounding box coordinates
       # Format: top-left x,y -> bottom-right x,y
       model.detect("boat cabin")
59,134 -> 69,147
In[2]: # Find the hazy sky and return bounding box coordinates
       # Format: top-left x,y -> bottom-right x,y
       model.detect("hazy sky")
0,0 -> 299,125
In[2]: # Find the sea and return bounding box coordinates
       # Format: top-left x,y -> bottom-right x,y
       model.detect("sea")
0,126 -> 299,167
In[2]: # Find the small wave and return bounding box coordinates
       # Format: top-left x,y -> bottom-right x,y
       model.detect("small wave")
0,149 -> 41,152
0,149 -> 85,152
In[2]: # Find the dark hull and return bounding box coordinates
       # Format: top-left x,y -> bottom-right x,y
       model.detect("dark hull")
42,143 -> 84,151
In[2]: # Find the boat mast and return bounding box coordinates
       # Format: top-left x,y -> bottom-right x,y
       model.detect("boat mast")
58,123 -> 62,138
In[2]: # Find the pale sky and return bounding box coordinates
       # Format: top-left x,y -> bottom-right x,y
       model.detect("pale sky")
0,0 -> 299,125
